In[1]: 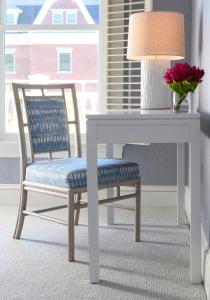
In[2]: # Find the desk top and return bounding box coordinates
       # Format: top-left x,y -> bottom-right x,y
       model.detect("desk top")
87,110 -> 200,120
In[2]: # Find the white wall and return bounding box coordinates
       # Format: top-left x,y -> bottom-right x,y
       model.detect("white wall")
192,0 -> 210,298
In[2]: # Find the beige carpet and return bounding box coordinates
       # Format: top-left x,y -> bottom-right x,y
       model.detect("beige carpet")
0,206 -> 206,300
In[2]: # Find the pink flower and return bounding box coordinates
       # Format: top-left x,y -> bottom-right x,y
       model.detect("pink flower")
190,66 -> 205,82
163,69 -> 173,84
171,63 -> 192,82
163,63 -> 204,85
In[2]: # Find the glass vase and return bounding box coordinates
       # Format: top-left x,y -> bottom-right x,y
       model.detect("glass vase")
173,92 -> 191,113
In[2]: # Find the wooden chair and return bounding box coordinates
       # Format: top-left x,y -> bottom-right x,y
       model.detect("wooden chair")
12,83 -> 141,261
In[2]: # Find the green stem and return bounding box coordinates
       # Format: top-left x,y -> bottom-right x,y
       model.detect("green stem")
174,95 -> 186,111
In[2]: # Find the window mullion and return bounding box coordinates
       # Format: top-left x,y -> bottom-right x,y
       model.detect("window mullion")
98,0 -> 107,113
3,24 -> 99,32
0,1 -> 6,139
0,0 -> 6,24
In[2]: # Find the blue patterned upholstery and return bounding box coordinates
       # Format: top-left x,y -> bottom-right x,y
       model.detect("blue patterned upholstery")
25,158 -> 139,189
26,96 -> 70,153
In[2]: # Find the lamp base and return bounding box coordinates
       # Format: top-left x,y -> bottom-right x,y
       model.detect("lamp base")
141,60 -> 171,110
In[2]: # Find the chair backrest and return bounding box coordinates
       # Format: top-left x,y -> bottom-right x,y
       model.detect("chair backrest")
12,83 -> 82,180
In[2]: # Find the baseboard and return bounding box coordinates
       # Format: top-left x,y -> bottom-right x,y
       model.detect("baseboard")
203,246 -> 210,300
185,188 -> 210,300
0,184 -> 179,207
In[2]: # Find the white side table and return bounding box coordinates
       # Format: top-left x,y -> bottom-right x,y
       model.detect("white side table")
86,110 -> 201,284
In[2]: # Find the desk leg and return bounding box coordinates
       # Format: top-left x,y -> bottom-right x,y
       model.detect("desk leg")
177,143 -> 186,225
87,123 -> 99,283
106,143 -> 114,225
190,139 -> 201,283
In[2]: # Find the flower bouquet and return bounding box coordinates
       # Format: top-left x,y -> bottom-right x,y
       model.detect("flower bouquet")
163,63 -> 204,111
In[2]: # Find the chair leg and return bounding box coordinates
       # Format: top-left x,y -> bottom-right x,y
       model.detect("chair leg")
68,190 -> 75,262
135,179 -> 141,242
13,187 -> 28,239
74,193 -> 81,226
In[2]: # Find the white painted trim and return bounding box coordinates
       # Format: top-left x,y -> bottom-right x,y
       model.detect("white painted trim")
99,0 -> 107,113
0,184 -> 19,190
34,0 -> 94,25
5,31 -> 98,46
0,0 -> 6,140
0,0 -> 6,24
2,24 -> 99,31
34,0 -> 57,24
185,188 -> 210,299
203,246 -> 210,300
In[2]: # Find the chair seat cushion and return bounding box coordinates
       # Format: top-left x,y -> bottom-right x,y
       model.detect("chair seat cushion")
25,158 -> 139,189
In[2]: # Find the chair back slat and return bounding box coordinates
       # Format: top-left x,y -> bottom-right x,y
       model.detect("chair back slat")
12,84 -> 28,181
61,87 -> 71,158
71,84 -> 82,157
22,88 -> 35,162
49,152 -> 52,160
12,83 -> 82,180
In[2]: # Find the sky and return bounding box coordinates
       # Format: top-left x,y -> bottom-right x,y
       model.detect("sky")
82,0 -> 99,3
9,0 -> 99,4
9,0 -> 45,4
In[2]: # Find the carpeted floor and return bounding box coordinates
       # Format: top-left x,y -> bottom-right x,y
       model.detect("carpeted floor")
0,206 -> 207,300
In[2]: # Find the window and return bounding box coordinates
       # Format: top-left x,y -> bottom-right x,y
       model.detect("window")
66,10 -> 77,24
5,49 -> 15,73
106,1 -> 145,111
6,8 -> 22,25
6,14 -> 15,25
1,0 -> 100,139
52,10 -> 63,24
57,49 -> 72,73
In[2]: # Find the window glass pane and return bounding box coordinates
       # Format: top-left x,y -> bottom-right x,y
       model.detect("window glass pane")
67,13 -> 77,24
5,31 -> 99,133
6,14 -> 15,24
59,53 -> 72,72
5,53 -> 15,73
53,13 -> 63,24
6,0 -> 99,24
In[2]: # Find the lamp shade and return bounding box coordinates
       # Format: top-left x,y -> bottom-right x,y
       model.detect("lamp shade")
127,11 -> 185,60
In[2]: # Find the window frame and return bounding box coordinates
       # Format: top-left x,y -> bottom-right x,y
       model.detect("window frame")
5,48 -> 16,74
0,0 -> 104,149
66,9 -> 78,24
6,8 -> 22,25
52,9 -> 64,25
6,13 -> 15,25
57,48 -> 73,73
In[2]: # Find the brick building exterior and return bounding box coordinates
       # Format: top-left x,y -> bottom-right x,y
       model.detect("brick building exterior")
6,0 -> 99,132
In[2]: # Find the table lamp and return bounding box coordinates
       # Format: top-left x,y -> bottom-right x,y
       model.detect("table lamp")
127,11 -> 185,110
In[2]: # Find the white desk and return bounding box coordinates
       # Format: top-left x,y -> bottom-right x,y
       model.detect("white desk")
86,110 -> 201,284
